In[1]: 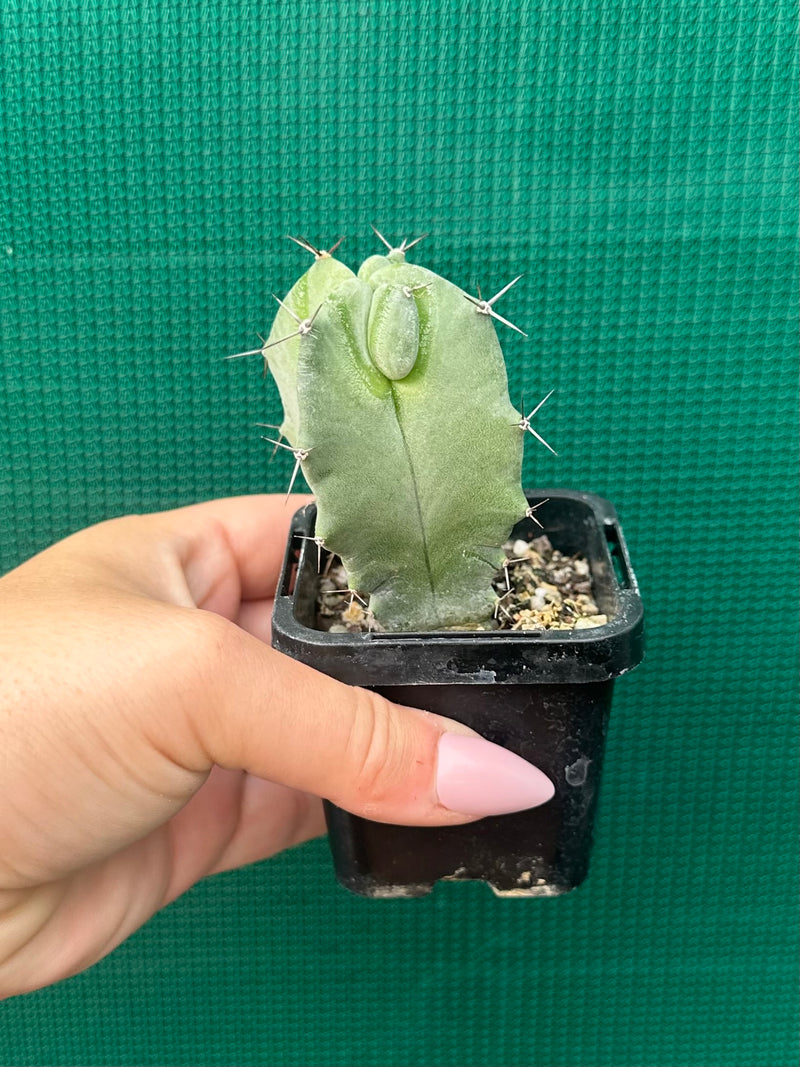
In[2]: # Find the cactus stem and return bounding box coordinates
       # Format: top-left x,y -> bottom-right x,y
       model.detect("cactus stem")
525,499 -> 549,527
518,390 -> 558,454
370,224 -> 429,256
463,548 -> 503,572
463,274 -> 528,336
369,571 -> 400,596
250,243 -> 531,629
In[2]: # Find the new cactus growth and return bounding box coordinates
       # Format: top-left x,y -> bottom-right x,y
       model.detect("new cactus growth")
233,231 -> 554,632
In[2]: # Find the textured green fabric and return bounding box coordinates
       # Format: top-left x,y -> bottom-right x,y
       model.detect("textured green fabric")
1,1 -> 797,1064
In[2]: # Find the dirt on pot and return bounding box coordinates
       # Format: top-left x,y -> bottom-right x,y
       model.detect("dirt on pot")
315,534 -> 609,634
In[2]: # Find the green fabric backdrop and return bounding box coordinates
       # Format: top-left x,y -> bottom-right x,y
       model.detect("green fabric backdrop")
1,1 -> 797,1064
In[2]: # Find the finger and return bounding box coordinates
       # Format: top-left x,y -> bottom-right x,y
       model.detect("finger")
163,768 -> 326,900
234,597 -> 274,643
0,775 -> 328,999
29,494 -> 313,620
154,494 -> 315,609
160,612 -> 555,828
206,778 -> 326,878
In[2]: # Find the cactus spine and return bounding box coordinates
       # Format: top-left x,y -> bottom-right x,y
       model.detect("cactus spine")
251,235 -> 533,632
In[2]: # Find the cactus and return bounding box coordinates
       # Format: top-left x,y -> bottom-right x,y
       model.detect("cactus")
235,232 -> 553,632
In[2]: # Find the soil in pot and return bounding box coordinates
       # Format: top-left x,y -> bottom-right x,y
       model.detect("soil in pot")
315,533 -> 610,635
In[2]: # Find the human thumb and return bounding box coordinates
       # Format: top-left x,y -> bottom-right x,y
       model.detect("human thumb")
182,614 -> 555,826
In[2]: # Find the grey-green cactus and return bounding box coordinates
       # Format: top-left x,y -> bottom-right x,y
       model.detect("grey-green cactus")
233,232 -> 553,632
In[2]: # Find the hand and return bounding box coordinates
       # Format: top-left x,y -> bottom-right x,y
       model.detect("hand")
0,495 -> 553,997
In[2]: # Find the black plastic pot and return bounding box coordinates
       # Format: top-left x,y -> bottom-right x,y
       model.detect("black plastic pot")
272,490 -> 644,898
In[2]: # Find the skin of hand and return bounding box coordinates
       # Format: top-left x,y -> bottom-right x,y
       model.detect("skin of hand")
0,494 -> 553,999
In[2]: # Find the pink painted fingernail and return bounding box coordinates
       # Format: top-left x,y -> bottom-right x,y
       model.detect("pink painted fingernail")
436,733 -> 555,816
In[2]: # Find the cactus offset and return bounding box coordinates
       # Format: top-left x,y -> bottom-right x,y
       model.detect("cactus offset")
249,234 -> 534,632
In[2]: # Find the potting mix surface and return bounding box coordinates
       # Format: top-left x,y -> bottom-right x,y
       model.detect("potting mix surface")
315,535 -> 609,633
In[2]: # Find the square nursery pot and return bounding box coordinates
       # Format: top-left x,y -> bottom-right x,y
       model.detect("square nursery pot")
272,490 -> 644,898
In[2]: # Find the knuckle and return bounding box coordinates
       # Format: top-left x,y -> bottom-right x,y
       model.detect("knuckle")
158,608 -> 243,765
346,689 -> 410,808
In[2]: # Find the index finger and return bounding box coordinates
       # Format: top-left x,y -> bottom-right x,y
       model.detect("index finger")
19,494 -> 316,619
158,494 -> 314,612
